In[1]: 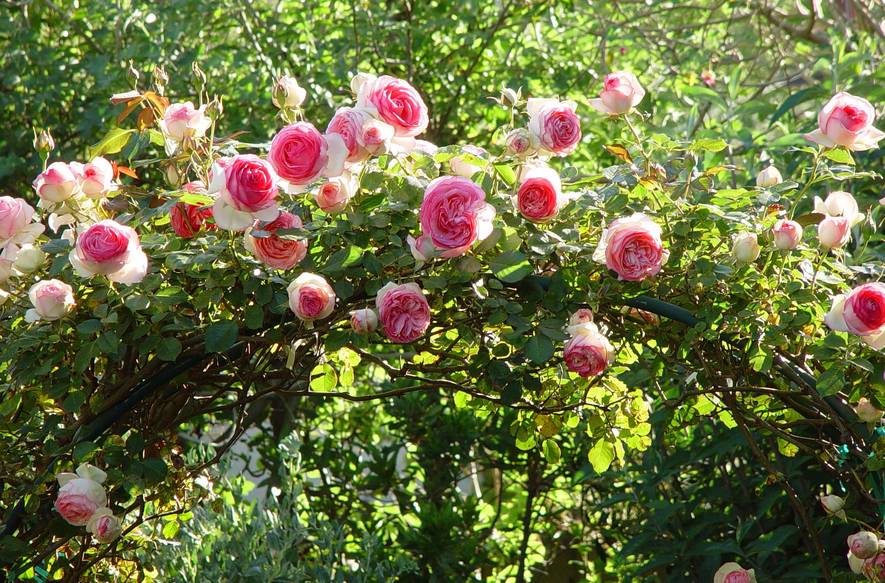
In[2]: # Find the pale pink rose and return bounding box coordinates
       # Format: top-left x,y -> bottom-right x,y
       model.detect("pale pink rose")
13,244 -> 45,274
269,122 -> 347,192
418,176 -> 495,258
350,308 -> 379,334
814,191 -> 864,226
805,92 -> 884,151
527,98 -> 581,156
376,282 -> 431,344
0,197 -> 43,250
713,563 -> 756,583
287,273 -> 335,322
25,279 -> 75,322
701,69 -> 716,88
755,165 -> 783,188
54,464 -> 107,526
407,234 -> 438,262
358,118 -> 396,155
86,509 -> 122,544
272,74 -> 307,109
208,155 -> 280,231
589,72 -> 646,115
771,219 -> 803,250
69,220 -> 148,284
864,551 -> 885,580
563,322 -> 614,377
825,282 -> 885,349
327,107 -> 372,163
449,146 -> 488,178
849,531 -> 880,559
515,163 -> 567,223
732,232 -> 760,264
504,128 -> 538,157
33,162 -> 78,203
818,494 -> 846,519
818,215 -> 851,249
244,210 -> 307,270
356,74 -> 429,137
593,213 -> 668,281
568,309 -> 594,326
314,174 -> 357,214
160,101 -> 211,144
72,157 -> 117,198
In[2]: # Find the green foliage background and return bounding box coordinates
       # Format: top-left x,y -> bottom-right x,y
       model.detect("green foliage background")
1,1 -> 885,582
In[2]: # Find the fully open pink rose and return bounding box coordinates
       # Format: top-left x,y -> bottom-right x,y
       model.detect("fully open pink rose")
54,464 -> 107,526
72,157 -> 116,198
771,219 -> 803,250
209,155 -> 280,231
418,176 -> 495,258
160,101 -> 211,144
516,163 -> 566,223
287,273 -> 335,322
376,282 -> 430,343
87,508 -> 122,544
270,122 -> 330,187
589,72 -> 646,115
327,107 -> 372,163
0,196 -> 41,246
357,74 -> 429,137
826,282 -> 885,338
25,279 -> 75,323
805,92 -> 884,151
244,210 -> 307,270
563,322 -> 614,377
350,308 -> 379,334
527,98 -> 581,156
593,213 -> 668,281
33,162 -> 78,203
713,563 -> 756,583
70,220 -> 148,284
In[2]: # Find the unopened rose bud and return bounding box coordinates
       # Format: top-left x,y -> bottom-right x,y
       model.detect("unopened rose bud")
500,87 -> 519,107
192,61 -> 207,85
127,63 -> 140,85
855,398 -> 883,423
819,494 -> 846,519
272,75 -> 307,109
153,66 -> 168,94
504,128 -> 537,157
205,97 -> 223,121
732,232 -> 760,264
818,216 -> 851,249
756,165 -> 783,188
350,72 -> 374,96
33,129 -> 55,155
165,164 -> 181,187
350,308 -> 378,334
87,509 -> 122,544
771,219 -> 803,250
848,531 -> 880,560
13,244 -> 45,274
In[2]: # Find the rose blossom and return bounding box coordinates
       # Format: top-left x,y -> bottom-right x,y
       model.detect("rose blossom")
713,562 -> 756,583
326,107 -> 372,163
588,71 -> 646,116
272,74 -> 307,109
805,92 -> 884,151
406,234 -> 438,262
527,98 -> 581,156
814,191 -> 864,226
244,210 -> 307,270
170,180 -> 214,239
314,174 -> 358,214
568,309 -> 594,327
818,216 -> 851,249
350,308 -> 379,334
25,279 -> 75,323
0,196 -> 44,256
71,157 -> 117,199
356,74 -> 429,137
825,282 -> 885,349
376,282 -> 431,344
54,463 -> 107,526
864,551 -> 885,581
593,213 -> 668,281
732,232 -> 761,264
287,273 -> 335,322
855,398 -> 883,423
86,508 -> 122,544
69,220 -> 148,284
701,69 -> 716,88
849,531 -> 880,559
771,219 -> 803,250
504,128 -> 538,157
449,146 -> 488,178
416,176 -> 495,259
269,122 -> 347,192
357,118 -> 396,155
819,494 -> 846,519
563,322 -> 615,377
160,102 -> 211,146
515,163 -> 568,223
209,155 -> 280,231
756,165 -> 783,188
13,244 -> 45,274
33,162 -> 78,203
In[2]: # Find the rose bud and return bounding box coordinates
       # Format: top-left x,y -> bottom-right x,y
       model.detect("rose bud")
817,215 -> 851,249
272,74 -> 307,109
25,279 -> 75,322
855,398 -> 884,423
376,282 -> 431,344
87,508 -> 122,544
449,145 -> 488,178
713,562 -> 756,583
53,463 -> 107,526
504,128 -> 538,158
825,282 -> 885,349
848,551 -> 866,574
500,87 -> 520,107
358,118 -> 396,156
69,220 -> 149,284
71,157 -> 117,199
417,176 -> 495,259
244,210 -> 308,270
771,219 -> 803,250
314,174 -> 357,214
350,308 -> 379,334
527,97 -> 581,156
701,69 -> 716,88
13,244 -> 45,274
407,234 -> 438,262
355,74 -> 429,137
569,309 -> 594,327
593,213 -> 668,281
755,165 -> 783,188
805,92 -> 884,151
33,162 -> 79,203
814,191 -> 864,226
848,531 -> 880,559
732,232 -> 761,264
33,129 -> 55,154
588,71 -> 646,116
819,494 -> 846,520
287,273 -> 335,323
563,322 -> 615,377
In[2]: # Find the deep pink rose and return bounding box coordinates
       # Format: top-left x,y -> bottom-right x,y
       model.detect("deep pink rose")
842,283 -> 885,336
527,98 -> 581,156
327,107 -> 371,163
516,164 -> 565,223
244,210 -> 307,270
418,176 -> 495,258
806,92 -> 884,151
269,122 -> 329,186
225,155 -> 278,212
70,220 -> 148,284
563,324 -> 614,377
357,75 -> 429,137
593,213 -> 668,281
376,282 -> 430,344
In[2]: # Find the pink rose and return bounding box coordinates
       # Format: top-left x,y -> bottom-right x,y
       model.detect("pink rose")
53,464 -> 107,526
418,176 -> 495,258
771,219 -> 802,250
87,509 -> 122,544
244,210 -> 307,270
713,563 -> 756,583
269,122 -> 347,191
563,323 -> 614,377
358,118 -> 396,155
350,308 -> 379,334
589,72 -> 646,116
805,92 -> 884,151
33,162 -> 78,203
272,74 -> 307,109
376,282 -> 431,344
449,146 -> 488,178
69,219 -> 148,284
701,69 -> 716,88
527,98 -> 581,156
825,283 -> 885,351
818,215 -> 851,249
0,196 -> 42,246
848,531 -> 880,559
209,155 -> 280,231
504,128 -> 538,157
314,175 -> 357,214
171,204 -> 214,239
755,165 -> 783,188
864,551 -> 885,580
356,74 -> 429,137
72,157 -> 117,199
287,273 -> 335,322
569,309 -> 594,326
593,213 -> 668,281
407,234 -> 438,262
515,163 -> 567,223
160,101 -> 211,144
25,279 -> 75,322
327,107 -> 372,163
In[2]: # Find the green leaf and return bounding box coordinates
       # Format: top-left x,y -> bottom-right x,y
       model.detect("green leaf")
494,163 -> 516,186
542,439 -> 561,464
141,458 -> 168,485
490,252 -> 532,283
89,128 -> 135,158
310,363 -> 337,392
157,338 -> 182,361
124,294 -> 150,311
689,138 -> 727,153
769,86 -> 827,125
681,85 -> 727,110
73,441 -> 98,463
204,320 -> 238,353
816,367 -> 843,397
524,334 -> 554,364
824,148 -> 854,165
588,438 -> 614,473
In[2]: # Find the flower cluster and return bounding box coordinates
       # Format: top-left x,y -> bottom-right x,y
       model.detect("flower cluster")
54,464 -> 122,544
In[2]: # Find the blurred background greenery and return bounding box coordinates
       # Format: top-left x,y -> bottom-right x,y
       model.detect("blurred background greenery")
2,1 -> 884,581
